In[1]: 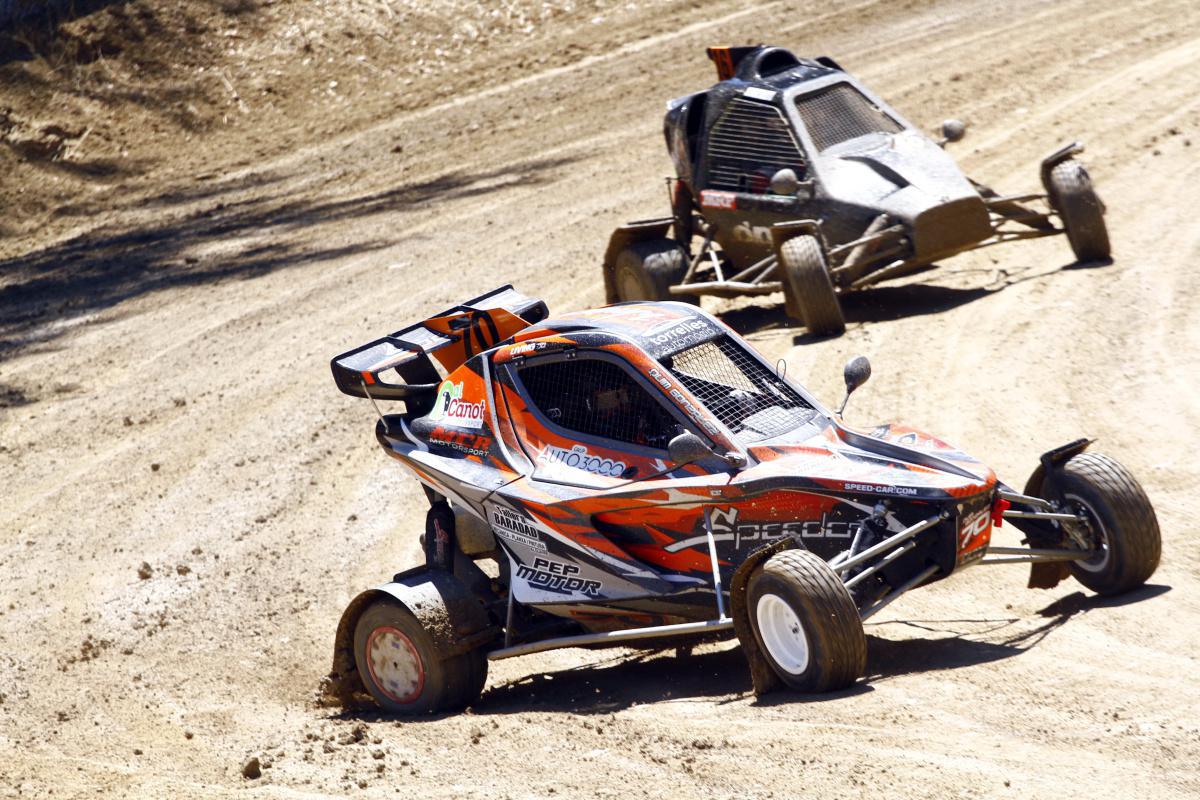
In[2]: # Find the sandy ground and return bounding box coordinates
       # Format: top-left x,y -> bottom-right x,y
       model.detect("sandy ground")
2,0 -> 1200,796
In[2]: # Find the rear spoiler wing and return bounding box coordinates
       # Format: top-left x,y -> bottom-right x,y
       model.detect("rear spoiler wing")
330,285 -> 548,401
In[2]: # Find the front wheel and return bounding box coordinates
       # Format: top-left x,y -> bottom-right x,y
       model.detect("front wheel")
353,599 -> 487,715
746,550 -> 866,692
779,235 -> 845,335
1047,159 -> 1110,262
1047,452 -> 1161,596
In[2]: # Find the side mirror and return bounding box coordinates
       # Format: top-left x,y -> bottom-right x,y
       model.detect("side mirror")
939,118 -> 967,145
668,432 -> 715,466
838,355 -> 872,415
769,168 -> 799,196
668,432 -> 747,470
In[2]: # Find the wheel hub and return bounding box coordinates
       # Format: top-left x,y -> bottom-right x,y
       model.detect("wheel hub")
755,592 -> 810,675
365,626 -> 425,704
1064,494 -> 1111,573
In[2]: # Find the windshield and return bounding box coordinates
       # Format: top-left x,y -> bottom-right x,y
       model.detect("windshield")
792,82 -> 904,152
660,335 -> 816,444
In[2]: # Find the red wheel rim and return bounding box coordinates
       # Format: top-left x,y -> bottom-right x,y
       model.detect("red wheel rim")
364,626 -> 425,705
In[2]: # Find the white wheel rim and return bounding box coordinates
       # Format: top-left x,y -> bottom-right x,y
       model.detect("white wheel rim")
1065,493 -> 1111,573
755,593 -> 810,675
366,626 -> 424,704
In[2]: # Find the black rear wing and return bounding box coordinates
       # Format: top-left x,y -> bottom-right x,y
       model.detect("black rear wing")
330,285 -> 548,402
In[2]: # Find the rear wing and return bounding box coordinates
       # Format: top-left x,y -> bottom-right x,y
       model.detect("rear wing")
330,285 -> 548,402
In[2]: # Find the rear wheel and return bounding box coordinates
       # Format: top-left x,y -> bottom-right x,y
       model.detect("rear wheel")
779,235 -> 845,335
353,599 -> 487,715
1047,159 -> 1110,262
613,239 -> 695,303
1047,453 -> 1160,596
746,550 -> 866,692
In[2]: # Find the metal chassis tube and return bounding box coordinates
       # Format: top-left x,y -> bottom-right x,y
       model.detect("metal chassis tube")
486,618 -> 735,661
832,512 -> 947,574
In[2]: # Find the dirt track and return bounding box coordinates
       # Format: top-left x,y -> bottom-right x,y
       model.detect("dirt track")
3,0 -> 1200,796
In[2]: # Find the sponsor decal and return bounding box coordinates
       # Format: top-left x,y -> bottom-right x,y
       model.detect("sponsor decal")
699,190 -> 738,210
509,341 -> 550,357
429,380 -> 485,429
429,431 -> 490,458
844,482 -> 919,496
516,556 -> 601,597
649,367 -> 721,437
958,508 -> 992,555
665,506 -> 862,553
538,444 -> 627,478
731,221 -> 773,244
490,507 -> 547,553
645,319 -> 714,351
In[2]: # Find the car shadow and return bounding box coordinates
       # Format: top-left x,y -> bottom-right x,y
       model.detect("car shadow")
717,255 -> 1112,341
331,584 -> 1172,722
472,644 -> 753,716
718,281 -> 996,341
865,583 -> 1171,682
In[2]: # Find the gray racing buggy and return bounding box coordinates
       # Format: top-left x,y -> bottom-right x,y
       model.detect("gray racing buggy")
603,45 -> 1110,335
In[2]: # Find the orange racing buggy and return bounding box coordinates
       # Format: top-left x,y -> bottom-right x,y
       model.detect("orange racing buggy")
323,286 -> 1160,714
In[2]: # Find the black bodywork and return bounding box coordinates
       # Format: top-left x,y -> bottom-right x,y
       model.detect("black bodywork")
604,45 -> 1102,315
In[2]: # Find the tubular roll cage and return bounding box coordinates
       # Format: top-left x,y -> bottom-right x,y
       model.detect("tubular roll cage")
665,142 -> 1085,299
488,487 -> 1098,661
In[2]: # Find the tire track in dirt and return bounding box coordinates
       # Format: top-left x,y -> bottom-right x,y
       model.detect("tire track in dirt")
3,0 -> 1200,797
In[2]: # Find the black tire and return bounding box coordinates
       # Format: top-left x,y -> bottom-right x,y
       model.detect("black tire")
746,550 -> 866,692
1047,159 -> 1110,262
1047,452 -> 1161,596
613,239 -> 695,304
353,599 -> 485,715
779,235 -> 845,335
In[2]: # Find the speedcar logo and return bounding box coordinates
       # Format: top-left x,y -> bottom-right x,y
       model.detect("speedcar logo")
516,557 -> 601,597
538,444 -> 626,478
665,506 -> 862,553
711,506 -> 860,548
699,190 -> 737,210
429,380 -> 485,429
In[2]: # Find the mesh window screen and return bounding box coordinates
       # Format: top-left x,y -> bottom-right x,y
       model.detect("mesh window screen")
706,98 -> 806,192
518,358 -> 682,449
664,336 -> 814,443
793,83 -> 903,152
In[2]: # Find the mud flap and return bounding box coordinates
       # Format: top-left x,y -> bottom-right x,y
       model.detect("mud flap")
1021,438 -> 1092,590
602,218 -> 674,303
317,567 -> 497,709
728,538 -> 799,696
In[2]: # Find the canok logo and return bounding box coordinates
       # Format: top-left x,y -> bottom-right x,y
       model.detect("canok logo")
429,380 -> 485,429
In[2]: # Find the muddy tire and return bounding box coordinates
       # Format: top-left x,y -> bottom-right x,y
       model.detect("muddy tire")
1046,452 -> 1161,596
613,238 -> 694,303
1047,159 -> 1110,263
746,549 -> 866,692
353,599 -> 485,715
779,235 -> 845,335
